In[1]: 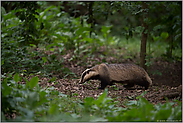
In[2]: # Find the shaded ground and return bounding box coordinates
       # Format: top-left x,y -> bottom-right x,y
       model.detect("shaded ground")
39,47 -> 182,105
150,60 -> 182,87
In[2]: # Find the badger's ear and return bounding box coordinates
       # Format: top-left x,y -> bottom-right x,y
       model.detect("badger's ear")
82,69 -> 91,76
86,69 -> 91,74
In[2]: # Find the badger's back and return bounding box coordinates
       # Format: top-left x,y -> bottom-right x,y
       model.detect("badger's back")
104,64 -> 152,85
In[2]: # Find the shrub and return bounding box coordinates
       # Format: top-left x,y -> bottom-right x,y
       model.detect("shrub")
1,73 -> 182,122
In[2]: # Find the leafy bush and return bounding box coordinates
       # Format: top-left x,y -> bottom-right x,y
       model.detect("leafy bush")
1,4 -> 114,75
1,5 -> 74,76
1,5 -> 43,74
1,73 -> 182,122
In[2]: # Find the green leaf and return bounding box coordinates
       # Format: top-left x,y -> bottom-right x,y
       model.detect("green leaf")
84,97 -> 95,106
39,91 -> 48,105
26,92 -> 39,108
39,6 -> 56,21
124,26 -> 129,31
29,44 -> 36,47
75,27 -> 92,35
94,89 -> 110,107
59,47 -> 64,53
1,7 -> 6,14
101,25 -> 113,34
50,48 -> 55,52
1,82 -> 12,96
46,43 -> 55,50
168,102 -> 182,120
136,91 -> 147,99
14,73 -> 19,83
58,92 -> 67,97
160,32 -> 169,39
29,76 -> 39,89
174,33 -> 181,41
154,103 -> 172,120
48,77 -> 56,83
127,100 -> 137,106
49,104 -> 58,115
42,57 -> 47,63
1,60 -> 4,66
24,77 -> 30,89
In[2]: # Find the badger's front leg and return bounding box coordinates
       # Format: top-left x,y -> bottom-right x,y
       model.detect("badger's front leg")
98,79 -> 109,89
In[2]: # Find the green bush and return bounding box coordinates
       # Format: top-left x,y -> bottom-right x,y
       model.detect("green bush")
1,73 -> 182,122
1,5 -> 75,76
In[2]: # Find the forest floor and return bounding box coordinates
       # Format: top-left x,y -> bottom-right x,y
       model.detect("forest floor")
39,46 -> 182,105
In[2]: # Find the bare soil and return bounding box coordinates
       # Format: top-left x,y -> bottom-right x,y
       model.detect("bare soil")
40,47 -> 182,105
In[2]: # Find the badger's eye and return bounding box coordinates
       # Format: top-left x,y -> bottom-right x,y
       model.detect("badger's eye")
86,70 -> 90,74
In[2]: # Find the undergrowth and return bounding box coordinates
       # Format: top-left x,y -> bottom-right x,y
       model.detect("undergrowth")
115,36 -> 182,61
1,73 -> 182,122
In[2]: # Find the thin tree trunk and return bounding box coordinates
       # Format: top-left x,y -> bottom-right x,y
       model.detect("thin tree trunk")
140,2 -> 148,71
88,2 -> 94,37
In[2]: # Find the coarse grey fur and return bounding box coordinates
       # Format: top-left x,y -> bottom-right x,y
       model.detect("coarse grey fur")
79,63 -> 152,90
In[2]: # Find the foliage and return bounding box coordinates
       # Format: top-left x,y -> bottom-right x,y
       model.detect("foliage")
132,2 -> 181,60
1,5 -> 74,76
1,73 -> 182,122
2,2 -> 39,46
94,1 -> 182,61
1,2 -> 182,122
1,3 -> 42,74
1,2 -> 181,76
1,3 -> 113,75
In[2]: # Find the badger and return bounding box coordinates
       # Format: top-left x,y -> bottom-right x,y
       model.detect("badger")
79,63 -> 152,90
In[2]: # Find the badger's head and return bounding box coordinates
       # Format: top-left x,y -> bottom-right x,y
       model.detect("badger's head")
79,68 -> 99,84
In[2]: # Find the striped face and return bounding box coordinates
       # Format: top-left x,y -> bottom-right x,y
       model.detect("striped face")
79,69 -> 99,84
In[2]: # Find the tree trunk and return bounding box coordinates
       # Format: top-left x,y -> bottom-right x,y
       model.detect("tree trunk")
140,2 -> 148,71
88,2 -> 94,37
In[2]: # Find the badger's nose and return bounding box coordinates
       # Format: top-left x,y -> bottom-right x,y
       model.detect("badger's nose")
79,79 -> 83,84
